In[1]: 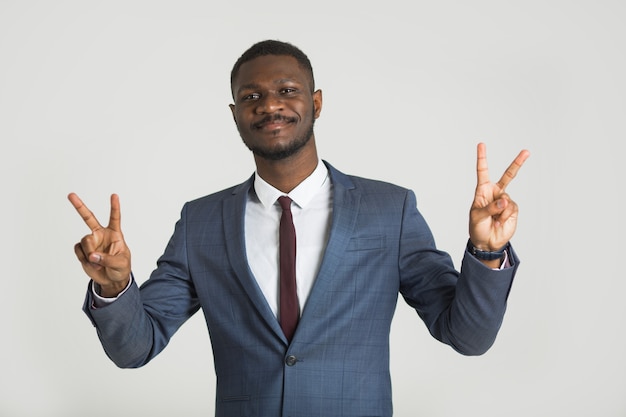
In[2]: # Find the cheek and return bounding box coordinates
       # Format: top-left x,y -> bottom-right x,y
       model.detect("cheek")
233,111 -> 249,130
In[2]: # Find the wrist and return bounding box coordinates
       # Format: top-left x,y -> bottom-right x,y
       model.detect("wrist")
466,239 -> 509,261
95,278 -> 130,298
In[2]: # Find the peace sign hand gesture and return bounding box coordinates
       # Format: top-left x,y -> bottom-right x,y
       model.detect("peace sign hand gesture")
469,143 -> 530,262
68,193 -> 131,297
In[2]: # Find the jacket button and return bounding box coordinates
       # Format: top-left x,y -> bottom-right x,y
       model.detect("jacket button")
285,355 -> 297,366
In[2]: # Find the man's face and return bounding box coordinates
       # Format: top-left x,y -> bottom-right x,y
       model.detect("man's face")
230,55 -> 322,161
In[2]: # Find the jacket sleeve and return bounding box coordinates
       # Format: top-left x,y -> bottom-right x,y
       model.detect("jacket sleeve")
82,203 -> 201,368
398,190 -> 519,355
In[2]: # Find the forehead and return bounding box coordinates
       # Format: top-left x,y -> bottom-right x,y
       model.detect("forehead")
232,55 -> 311,92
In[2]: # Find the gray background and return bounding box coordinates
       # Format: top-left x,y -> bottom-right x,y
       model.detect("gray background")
1,1 -> 624,416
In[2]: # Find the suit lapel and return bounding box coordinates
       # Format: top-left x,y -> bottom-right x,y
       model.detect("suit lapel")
299,162 -> 360,322
223,176 -> 287,342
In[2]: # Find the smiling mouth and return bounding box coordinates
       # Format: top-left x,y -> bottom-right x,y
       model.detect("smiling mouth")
253,114 -> 297,130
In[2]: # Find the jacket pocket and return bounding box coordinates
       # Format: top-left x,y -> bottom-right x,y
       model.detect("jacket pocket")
346,236 -> 385,251
220,395 -> 250,402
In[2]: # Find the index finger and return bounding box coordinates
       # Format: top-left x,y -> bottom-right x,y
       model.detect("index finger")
496,149 -> 530,190
476,142 -> 490,186
108,193 -> 122,232
68,192 -> 103,231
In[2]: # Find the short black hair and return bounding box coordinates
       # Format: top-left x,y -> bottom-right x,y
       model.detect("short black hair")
230,40 -> 315,93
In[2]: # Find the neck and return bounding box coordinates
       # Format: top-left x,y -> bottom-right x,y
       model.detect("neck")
254,139 -> 319,193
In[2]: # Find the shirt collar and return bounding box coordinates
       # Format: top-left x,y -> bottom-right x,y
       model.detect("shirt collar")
254,160 -> 329,209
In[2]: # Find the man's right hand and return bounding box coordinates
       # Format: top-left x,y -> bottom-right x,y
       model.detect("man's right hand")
68,193 -> 131,297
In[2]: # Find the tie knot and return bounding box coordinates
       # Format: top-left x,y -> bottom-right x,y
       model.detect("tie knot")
278,196 -> 292,211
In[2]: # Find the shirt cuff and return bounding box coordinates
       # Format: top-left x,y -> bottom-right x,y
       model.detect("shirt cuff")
497,249 -> 511,270
91,276 -> 133,308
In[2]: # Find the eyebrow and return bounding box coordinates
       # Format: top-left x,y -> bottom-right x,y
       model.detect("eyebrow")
236,83 -> 259,93
235,78 -> 300,95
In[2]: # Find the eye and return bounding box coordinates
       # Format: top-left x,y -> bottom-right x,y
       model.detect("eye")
280,87 -> 297,94
241,93 -> 260,101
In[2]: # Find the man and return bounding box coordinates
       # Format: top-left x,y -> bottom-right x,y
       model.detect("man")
69,40 -> 529,416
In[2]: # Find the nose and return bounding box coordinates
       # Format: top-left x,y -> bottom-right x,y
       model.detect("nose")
255,93 -> 283,114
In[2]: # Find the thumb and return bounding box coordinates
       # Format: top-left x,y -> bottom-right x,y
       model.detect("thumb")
88,250 -> 131,278
483,194 -> 509,215
88,252 -> 123,269
88,252 -> 103,264
86,252 -> 106,272
471,196 -> 508,223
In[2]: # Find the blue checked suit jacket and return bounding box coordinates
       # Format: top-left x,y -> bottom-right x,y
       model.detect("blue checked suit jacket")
83,161 -> 519,417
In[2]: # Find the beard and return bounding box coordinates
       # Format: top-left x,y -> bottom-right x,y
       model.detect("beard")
242,112 -> 315,161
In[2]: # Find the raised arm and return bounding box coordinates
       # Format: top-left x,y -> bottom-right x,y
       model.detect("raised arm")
68,193 -> 131,297
468,143 -> 530,267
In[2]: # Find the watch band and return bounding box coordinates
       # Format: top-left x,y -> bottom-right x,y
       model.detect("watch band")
467,240 -> 509,261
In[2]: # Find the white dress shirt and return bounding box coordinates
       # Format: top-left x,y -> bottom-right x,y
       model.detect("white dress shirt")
245,160 -> 332,318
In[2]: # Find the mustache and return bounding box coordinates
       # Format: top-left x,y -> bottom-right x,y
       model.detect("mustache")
253,114 -> 297,129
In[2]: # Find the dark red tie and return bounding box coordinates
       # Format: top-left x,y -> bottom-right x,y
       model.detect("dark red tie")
278,196 -> 298,342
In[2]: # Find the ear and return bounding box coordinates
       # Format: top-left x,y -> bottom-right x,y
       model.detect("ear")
229,104 -> 237,123
313,89 -> 323,119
